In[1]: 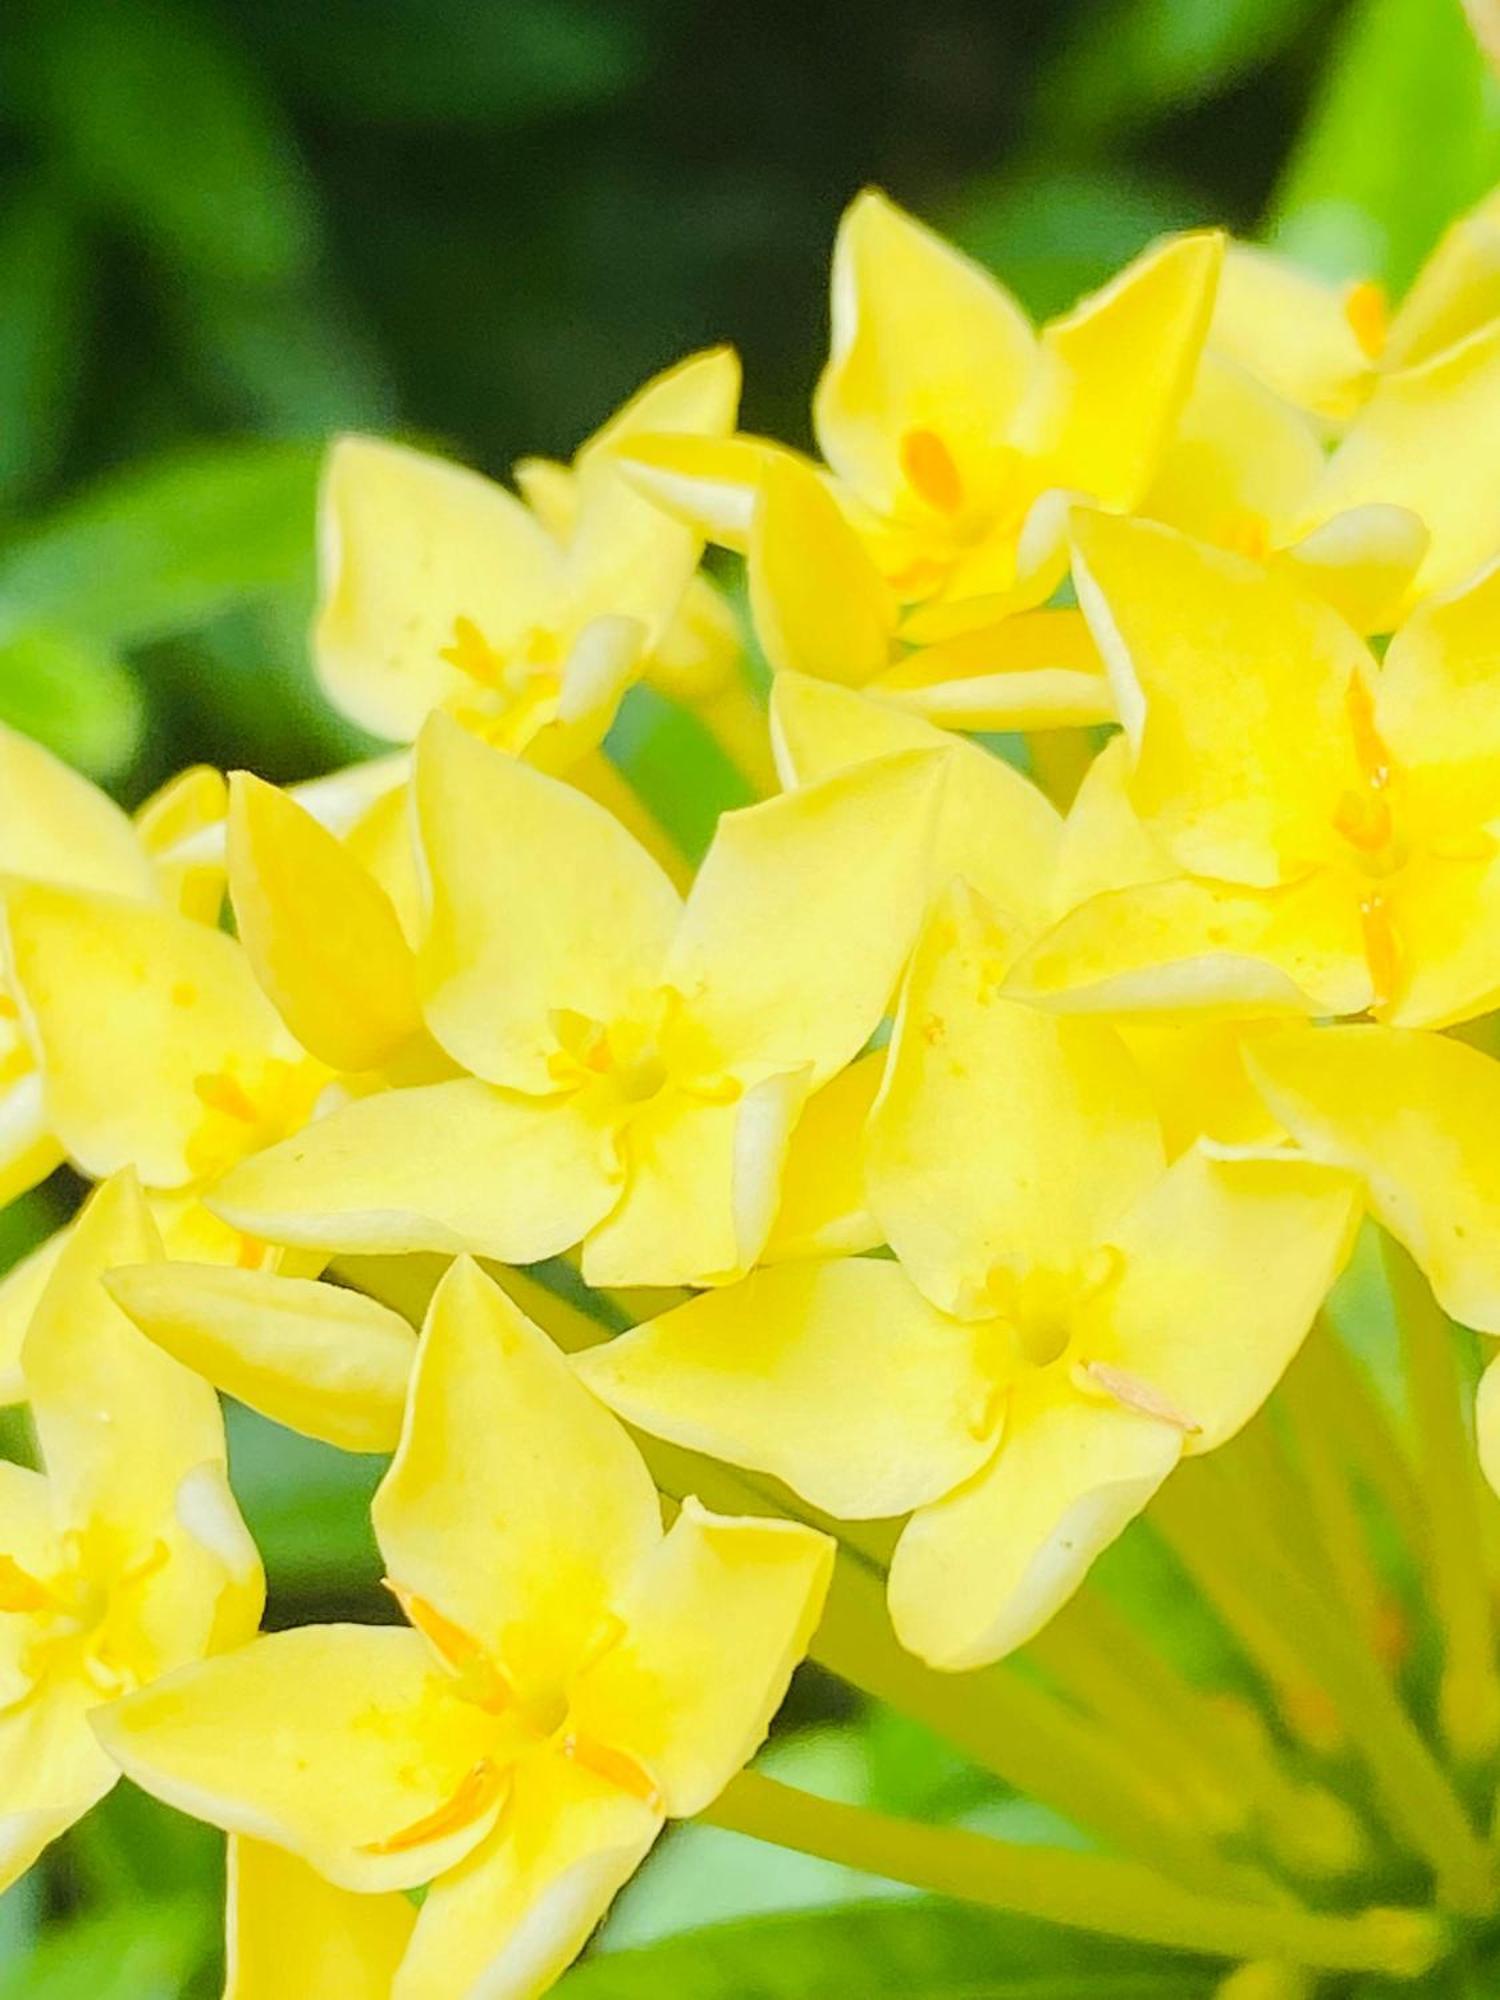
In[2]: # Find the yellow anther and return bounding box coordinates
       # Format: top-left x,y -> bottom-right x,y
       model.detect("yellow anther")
1360,893 -> 1401,1011
562,1733 -> 663,1811
192,1071 -> 261,1125
440,615 -> 506,689
1343,279 -> 1389,362
0,1555 -> 54,1616
384,1579 -> 514,1716
900,428 -> 965,516
361,1758 -> 506,1855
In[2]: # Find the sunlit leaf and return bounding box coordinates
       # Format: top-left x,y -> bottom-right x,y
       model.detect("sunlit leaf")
0,627 -> 145,780
0,1899 -> 213,2000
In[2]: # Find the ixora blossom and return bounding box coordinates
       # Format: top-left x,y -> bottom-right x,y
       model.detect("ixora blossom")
97,1258 -> 832,2000
204,716 -> 946,1288
577,881 -> 1361,1668
0,1173 -> 261,1888
224,1837 -> 416,2000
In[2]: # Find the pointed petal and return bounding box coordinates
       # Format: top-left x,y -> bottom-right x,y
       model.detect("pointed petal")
870,608 -> 1114,732
576,1258 -> 994,1519
23,1174 -> 226,1538
866,882 -> 1163,1317
746,455 -> 894,683
0,1681 -> 119,1894
228,772 -> 421,1074
1071,511 -> 1372,887
666,750 -> 947,1089
226,1837 -> 416,2000
1246,1025 -> 1500,1335
569,1497 -> 831,1817
1379,847 -> 1500,1030
764,1050 -> 884,1261
1275,503 -> 1428,635
1305,321 -> 1500,601
1049,734 -> 1171,916
95,1626 -> 503,1892
104,1263 -> 415,1453
211,1079 -> 621,1264
313,435 -> 563,742
0,721 -> 153,898
374,1259 -> 661,1687
1385,186 -> 1500,370
580,1071 -> 808,1290
888,1376 -> 1179,1668
1374,554 -> 1500,838
135,764 -> 230,923
0,1224 -> 67,1405
4,881 -> 302,1188
415,715 -> 681,1091
393,1753 -> 661,2000
1209,245 -> 1376,424
1009,874 -> 1373,1019
1074,1147 -> 1359,1453
814,189 -> 1035,517
0,1070 -> 61,1213
1019,230 -> 1224,508
615,433 -> 790,550
769,671 -> 1061,931
1142,351 -> 1325,549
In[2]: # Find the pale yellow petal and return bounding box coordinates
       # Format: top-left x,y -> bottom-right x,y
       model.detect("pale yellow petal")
0,1071 -> 61,1214
393,1753 -> 661,2000
1274,504 -> 1429,636
888,1375 -> 1179,1668
614,433 -> 792,551
0,1224 -> 68,1405
576,1258 -> 994,1519
415,714 -> 681,1091
0,722 -> 153,898
1049,734 -> 1171,918
314,435 -> 564,742
866,882 -> 1164,1317
1374,553 -> 1500,838
569,1497 -> 832,1817
763,1049 -> 884,1261
211,1079 -> 621,1263
1121,1021 -> 1286,1155
1386,186 -> 1500,370
1209,245 -> 1376,424
1379,847 -> 1500,1030
104,1263 -> 416,1453
1070,511 -> 1371,887
95,1625 -> 502,1892
746,454 -> 894,684
134,764 -> 229,923
226,1837 -> 416,2000
666,750 -> 947,1088
0,1679 -> 119,1893
1143,351 -> 1325,550
373,1258 -> 661,1689
870,608 -> 1114,733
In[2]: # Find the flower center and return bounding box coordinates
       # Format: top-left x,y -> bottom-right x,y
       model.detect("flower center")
0,1534 -> 168,1706
185,1057 -> 325,1181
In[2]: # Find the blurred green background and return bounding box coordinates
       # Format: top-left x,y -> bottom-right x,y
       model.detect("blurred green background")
2,0 -> 1499,1991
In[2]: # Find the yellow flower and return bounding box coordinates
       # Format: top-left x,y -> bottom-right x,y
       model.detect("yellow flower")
315,347 -> 740,770
1010,511 -> 1500,1029
96,1258 -> 832,2000
226,1837 -> 415,2000
0,1173 -> 262,1891
205,716 -> 947,1288
577,882 -> 1360,1668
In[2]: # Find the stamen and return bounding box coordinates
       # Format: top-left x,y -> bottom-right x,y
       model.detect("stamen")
1345,674 -> 1391,790
360,1758 -> 506,1854
900,429 -> 965,516
193,1072 -> 261,1125
440,615 -> 505,689
1343,280 -> 1389,362
1360,893 -> 1401,1011
0,1555 -> 54,1615
383,1580 -> 513,1715
1078,1361 -> 1201,1435
562,1733 -> 663,1811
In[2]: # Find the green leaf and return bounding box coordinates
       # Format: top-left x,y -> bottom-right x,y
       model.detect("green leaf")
0,184 -> 89,513
0,1898 -> 213,2000
29,0 -> 317,286
1271,0 -> 1500,287
0,442 -> 320,652
1037,0 -> 1319,144
225,1402 -> 385,1605
604,685 -> 756,866
0,627 -> 145,780
565,1901 -> 1214,1998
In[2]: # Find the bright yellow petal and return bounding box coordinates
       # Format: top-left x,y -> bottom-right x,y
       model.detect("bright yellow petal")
0,722 -> 153,898
666,749 -> 947,1088
614,432 -> 792,551
763,1049 -> 884,1261
4,881 -> 300,1188
1121,1021 -> 1286,1155
746,454 -> 894,684
1304,321 -> 1500,602
1378,847 -> 1500,1030
1386,186 -> 1500,371
414,714 -> 681,1091
0,1070 -> 61,1214
866,882 -> 1164,1317
313,434 -> 564,742
1142,351 -> 1325,550
1020,230 -> 1224,508
1009,873 -> 1373,1019
226,1836 -> 416,2000
888,1374 -> 1180,1669
1208,245 -> 1376,425
769,671 -> 1062,931
870,608 -> 1115,732
1374,553 -> 1500,838
0,1224 -> 68,1405
228,772 -> 421,1075
0,1678 -> 119,1893
95,1625 -> 502,1892
1049,733 -> 1171,917
1073,1147 -> 1359,1453
576,1258 -> 994,1519
814,188 -> 1035,518
23,1174 -> 226,1539
134,764 -> 229,924
569,1496 -> 831,1817
392,1752 -> 661,2000
103,1263 -> 415,1453
211,1079 -> 621,1263
1246,1025 -> 1500,1335
1274,503 -> 1429,636
580,1071 -> 808,1290
1070,511 -> 1370,887
373,1259 -> 661,1690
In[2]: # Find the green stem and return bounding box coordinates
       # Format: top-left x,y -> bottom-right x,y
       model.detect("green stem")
702,1772 -> 1444,1978
1384,1238 -> 1500,1763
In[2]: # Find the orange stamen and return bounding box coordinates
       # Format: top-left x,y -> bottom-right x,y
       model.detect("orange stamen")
383,1580 -> 513,1715
562,1733 -> 663,1811
1344,280 -> 1389,362
1344,673 -> 1391,789
0,1555 -> 53,1615
361,1758 -> 506,1855
193,1072 -> 261,1124
900,429 -> 965,516
1360,893 -> 1401,1011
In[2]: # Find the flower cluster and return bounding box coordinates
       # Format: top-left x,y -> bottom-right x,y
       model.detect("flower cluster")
6,184 -> 1500,1994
